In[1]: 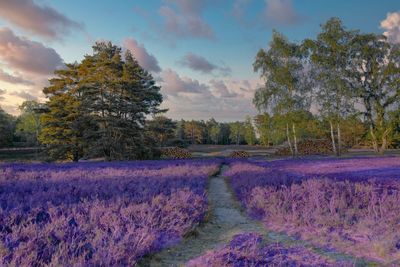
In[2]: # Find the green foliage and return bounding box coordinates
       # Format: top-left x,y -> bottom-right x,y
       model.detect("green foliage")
243,116 -> 256,145
15,101 -> 43,146
147,116 -> 176,146
40,42 -> 163,161
229,122 -> 245,145
347,33 -> 400,152
253,18 -> 400,153
253,30 -> 311,115
254,113 -> 271,146
0,106 -> 15,148
184,120 -> 204,144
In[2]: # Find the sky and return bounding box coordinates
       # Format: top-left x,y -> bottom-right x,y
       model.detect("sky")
0,0 -> 399,121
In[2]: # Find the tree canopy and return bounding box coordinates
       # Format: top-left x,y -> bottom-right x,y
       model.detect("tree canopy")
40,42 -> 163,161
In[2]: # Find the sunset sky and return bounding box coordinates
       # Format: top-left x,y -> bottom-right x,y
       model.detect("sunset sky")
0,0 -> 399,121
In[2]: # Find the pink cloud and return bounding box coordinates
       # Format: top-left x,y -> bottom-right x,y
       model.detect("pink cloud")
0,69 -> 33,85
0,0 -> 83,39
123,38 -> 161,73
161,69 -> 209,95
0,27 -> 64,75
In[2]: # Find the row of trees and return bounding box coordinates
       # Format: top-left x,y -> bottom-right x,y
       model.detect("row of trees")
253,18 -> 400,156
173,117 -> 256,146
1,104 -> 369,151
0,101 -> 42,148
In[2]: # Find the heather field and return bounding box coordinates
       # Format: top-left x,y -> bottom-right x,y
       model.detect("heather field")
2,156 -> 400,266
226,156 -> 400,264
0,160 -> 220,266
186,233 -> 351,267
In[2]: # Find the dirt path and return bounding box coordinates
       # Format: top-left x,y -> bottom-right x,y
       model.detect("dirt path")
139,165 -> 264,267
139,164 -> 373,267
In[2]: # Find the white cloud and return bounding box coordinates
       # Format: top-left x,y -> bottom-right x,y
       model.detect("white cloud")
381,11 -> 400,44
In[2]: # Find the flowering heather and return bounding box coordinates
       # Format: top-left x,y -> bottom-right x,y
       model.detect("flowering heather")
0,159 -> 220,266
186,233 -> 350,267
227,157 -> 400,262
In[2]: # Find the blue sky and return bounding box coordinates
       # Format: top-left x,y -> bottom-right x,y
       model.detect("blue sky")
0,0 -> 399,121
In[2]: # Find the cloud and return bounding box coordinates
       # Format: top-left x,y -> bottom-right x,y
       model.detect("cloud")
264,0 -> 303,25
178,53 -> 217,74
0,0 -> 83,40
209,79 -> 238,98
9,90 -> 38,101
178,53 -> 232,76
0,69 -> 33,85
123,38 -> 161,73
0,27 -> 64,75
159,0 -> 214,40
381,11 -> 400,44
161,68 -> 209,95
0,88 -> 6,100
159,70 -> 262,121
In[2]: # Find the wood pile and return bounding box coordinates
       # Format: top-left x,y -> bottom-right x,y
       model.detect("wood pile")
161,147 -> 192,159
275,139 -> 334,156
229,150 -> 250,158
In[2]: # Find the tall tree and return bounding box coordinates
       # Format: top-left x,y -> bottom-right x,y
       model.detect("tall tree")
0,106 -> 15,148
253,31 -> 311,156
184,120 -> 203,144
229,122 -> 244,145
16,101 -> 43,146
244,116 -> 256,145
41,42 -> 163,161
40,63 -> 87,161
254,113 -> 272,146
304,18 -> 355,156
347,34 -> 400,154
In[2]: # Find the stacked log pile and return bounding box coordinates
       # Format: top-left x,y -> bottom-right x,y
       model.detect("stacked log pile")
229,150 -> 250,158
275,139 -> 335,156
161,147 -> 192,159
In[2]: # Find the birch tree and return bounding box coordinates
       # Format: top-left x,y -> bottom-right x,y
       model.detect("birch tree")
304,18 -> 355,156
253,31 -> 310,157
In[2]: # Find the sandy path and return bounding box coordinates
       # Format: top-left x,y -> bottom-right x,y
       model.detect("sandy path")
138,164 -> 372,267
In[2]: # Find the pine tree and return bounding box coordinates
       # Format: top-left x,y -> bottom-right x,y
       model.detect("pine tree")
40,42 -> 163,161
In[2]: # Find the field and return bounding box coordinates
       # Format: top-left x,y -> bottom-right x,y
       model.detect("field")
0,160 -> 219,265
227,157 -> 400,264
1,156 -> 400,266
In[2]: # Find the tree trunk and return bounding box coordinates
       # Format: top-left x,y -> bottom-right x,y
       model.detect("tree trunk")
370,125 -> 379,153
292,123 -> 298,157
337,122 -> 341,156
329,121 -> 337,156
286,123 -> 294,157
379,128 -> 391,155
